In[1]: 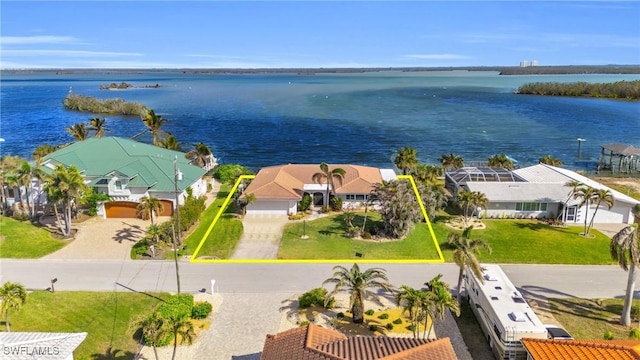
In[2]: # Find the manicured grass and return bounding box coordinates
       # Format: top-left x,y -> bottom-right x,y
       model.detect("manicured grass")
548,298 -> 640,340
279,213 -> 612,264
183,185 -> 243,259
0,216 -> 67,258
435,219 -> 613,264
8,290 -> 169,360
278,213 -> 441,260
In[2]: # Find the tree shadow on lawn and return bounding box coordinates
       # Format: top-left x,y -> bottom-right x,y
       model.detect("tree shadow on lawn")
512,221 -> 547,231
91,347 -> 137,360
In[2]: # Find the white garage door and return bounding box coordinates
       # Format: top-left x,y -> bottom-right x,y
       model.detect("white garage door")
247,200 -> 291,215
591,207 -> 624,224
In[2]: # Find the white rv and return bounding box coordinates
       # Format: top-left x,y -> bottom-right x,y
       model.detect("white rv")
465,264 -> 548,360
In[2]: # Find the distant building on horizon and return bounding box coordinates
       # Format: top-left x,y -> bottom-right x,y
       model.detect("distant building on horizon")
520,60 -> 539,67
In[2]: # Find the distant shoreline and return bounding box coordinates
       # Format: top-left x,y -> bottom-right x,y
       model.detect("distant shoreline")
2,65 -> 640,76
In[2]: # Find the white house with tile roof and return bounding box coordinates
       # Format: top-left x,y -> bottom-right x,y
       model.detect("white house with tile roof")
445,163 -> 640,224
37,137 -> 208,218
242,164 -> 397,215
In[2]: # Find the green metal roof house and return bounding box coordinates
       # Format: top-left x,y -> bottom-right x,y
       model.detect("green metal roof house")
41,137 -> 208,218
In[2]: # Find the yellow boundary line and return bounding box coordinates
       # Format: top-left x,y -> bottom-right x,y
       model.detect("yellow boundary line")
190,174 -> 444,264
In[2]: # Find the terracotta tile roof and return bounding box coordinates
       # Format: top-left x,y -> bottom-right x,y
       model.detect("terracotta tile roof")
261,323 -> 458,360
522,338 -> 640,360
245,164 -> 385,200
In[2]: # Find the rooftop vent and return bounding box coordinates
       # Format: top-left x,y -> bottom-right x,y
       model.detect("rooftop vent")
512,296 -> 526,304
495,286 -> 503,290
491,296 -> 499,301
484,273 -> 498,281
509,312 -> 527,322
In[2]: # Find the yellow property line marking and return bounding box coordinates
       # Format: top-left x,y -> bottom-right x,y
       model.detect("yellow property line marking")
190,174 -> 444,263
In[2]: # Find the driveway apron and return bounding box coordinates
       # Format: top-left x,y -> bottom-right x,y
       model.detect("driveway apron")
230,215 -> 289,259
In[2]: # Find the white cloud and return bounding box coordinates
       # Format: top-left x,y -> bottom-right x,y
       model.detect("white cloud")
2,49 -> 144,57
1,35 -> 80,45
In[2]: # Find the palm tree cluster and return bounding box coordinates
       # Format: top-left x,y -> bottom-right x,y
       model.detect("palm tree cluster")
137,299 -> 196,360
448,226 -> 492,304
573,185 -> 614,236
66,117 -> 108,141
396,274 -> 460,339
487,153 -> 515,170
42,164 -> 88,237
312,162 -> 346,210
456,190 -> 489,226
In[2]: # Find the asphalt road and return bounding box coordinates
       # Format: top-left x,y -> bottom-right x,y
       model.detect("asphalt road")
0,260 -> 630,300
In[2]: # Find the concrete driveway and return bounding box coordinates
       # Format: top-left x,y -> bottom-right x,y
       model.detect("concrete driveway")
230,214 -> 289,259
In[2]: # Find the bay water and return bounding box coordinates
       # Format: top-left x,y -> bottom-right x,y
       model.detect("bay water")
1,70 -> 638,171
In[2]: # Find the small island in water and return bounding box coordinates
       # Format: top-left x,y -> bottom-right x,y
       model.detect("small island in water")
99,81 -> 161,90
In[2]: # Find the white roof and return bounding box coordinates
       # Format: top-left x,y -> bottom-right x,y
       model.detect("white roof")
472,264 -> 547,340
0,332 -> 87,360
466,182 -> 570,202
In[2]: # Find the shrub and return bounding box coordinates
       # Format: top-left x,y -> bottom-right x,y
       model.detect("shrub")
393,318 -> 403,325
337,312 -> 345,319
298,288 -> 334,309
386,323 -> 394,330
191,301 -> 213,319
212,164 -> 254,185
158,294 -> 194,321
330,197 -> 343,211
368,324 -> 377,331
378,313 -> 389,320
604,329 -> 614,340
320,206 -> 331,213
365,309 -> 375,316
630,328 -> 640,340
288,213 -> 305,220
299,320 -> 310,327
131,238 -> 150,259
406,324 -> 416,332
362,231 -> 372,239
299,194 -> 312,212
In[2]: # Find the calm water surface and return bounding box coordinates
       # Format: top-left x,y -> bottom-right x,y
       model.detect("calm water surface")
1,71 -> 638,171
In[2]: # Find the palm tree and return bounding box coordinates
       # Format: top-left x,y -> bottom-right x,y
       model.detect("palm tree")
413,163 -> 443,185
66,122 -> 89,141
165,315 -> 195,360
424,274 -> 460,339
136,312 -> 167,360
16,161 -> 34,219
89,117 -> 107,138
160,134 -> 181,150
32,144 -> 57,163
322,263 -> 392,323
312,162 -> 346,208
393,147 -> 418,175
440,153 -> 464,172
0,281 -> 27,332
137,196 -> 165,225
558,180 -> 583,222
0,156 -> 23,213
457,190 -> 487,225
396,285 -> 430,339
186,142 -> 214,169
43,164 -> 88,238
448,226 -> 492,304
610,224 -> 640,326
539,155 -> 563,167
142,110 -> 168,146
587,189 -> 615,234
487,153 -> 515,170
574,186 -> 597,236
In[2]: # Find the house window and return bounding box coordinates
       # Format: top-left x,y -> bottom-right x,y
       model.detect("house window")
346,194 -> 367,201
516,202 -> 547,211
115,181 -> 122,191
346,195 -> 355,200
356,194 -> 366,201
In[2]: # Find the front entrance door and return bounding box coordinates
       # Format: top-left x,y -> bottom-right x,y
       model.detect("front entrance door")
565,206 -> 576,222
313,192 -> 324,206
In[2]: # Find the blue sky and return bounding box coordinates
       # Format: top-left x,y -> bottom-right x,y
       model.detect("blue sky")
1,1 -> 639,69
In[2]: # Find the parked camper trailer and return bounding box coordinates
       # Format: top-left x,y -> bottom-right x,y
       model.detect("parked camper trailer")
465,264 -> 548,360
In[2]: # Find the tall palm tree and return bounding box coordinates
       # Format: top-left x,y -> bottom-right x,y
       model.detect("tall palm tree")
574,186 -> 597,236
539,155 -> 563,167
0,156 -> 23,213
393,147 -> 418,175
43,164 -> 87,237
65,122 -> 89,141
610,224 -> 640,326
440,153 -> 464,172
0,281 -> 27,332
137,196 -> 165,225
89,117 -> 107,138
186,142 -> 214,169
587,188 -> 615,234
487,153 -> 515,170
448,226 -> 492,304
312,162 -> 346,208
142,110 -> 168,146
323,263 -> 392,323
137,312 -> 167,360
160,134 -> 181,150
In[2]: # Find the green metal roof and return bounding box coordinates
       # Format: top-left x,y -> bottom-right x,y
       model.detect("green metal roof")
41,137 -> 206,192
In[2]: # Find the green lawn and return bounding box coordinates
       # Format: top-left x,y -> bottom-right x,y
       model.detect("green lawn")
0,216 -> 68,258
279,213 -> 613,264
435,219 -> 613,264
183,185 -> 243,259
548,298 -> 640,340
8,290 -> 169,360
279,212 -> 442,260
